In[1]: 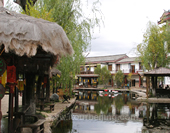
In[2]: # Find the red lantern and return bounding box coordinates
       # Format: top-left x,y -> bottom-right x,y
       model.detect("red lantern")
7,65 -> 16,84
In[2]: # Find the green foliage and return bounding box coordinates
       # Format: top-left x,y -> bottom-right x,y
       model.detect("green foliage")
43,0 -> 103,94
94,96 -> 113,115
113,94 -> 124,112
7,0 -> 103,94
94,65 -> 111,87
136,21 -> 170,70
115,70 -> 124,88
127,73 -> 132,82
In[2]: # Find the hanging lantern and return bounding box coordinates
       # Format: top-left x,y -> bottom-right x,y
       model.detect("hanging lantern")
7,65 -> 16,84
18,81 -> 24,91
0,70 -> 7,87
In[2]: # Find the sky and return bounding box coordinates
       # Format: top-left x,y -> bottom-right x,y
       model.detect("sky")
86,0 -> 170,57
4,0 -> 170,58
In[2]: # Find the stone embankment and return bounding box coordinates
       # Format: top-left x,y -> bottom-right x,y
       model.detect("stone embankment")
42,98 -> 76,133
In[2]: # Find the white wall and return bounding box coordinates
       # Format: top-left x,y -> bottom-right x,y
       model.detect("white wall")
121,64 -> 129,73
90,67 -> 94,72
164,76 -> 170,85
101,64 -> 107,68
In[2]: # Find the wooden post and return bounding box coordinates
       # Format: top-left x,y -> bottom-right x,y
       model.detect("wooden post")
22,73 -> 26,106
8,93 -> 14,132
155,76 -> 157,88
36,75 -> 42,100
15,86 -> 19,113
53,78 -> 55,94
146,76 -> 150,98
25,73 -> 36,114
139,76 -> 141,87
46,75 -> 50,102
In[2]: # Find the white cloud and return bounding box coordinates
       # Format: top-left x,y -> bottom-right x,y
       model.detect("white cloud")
88,0 -> 170,57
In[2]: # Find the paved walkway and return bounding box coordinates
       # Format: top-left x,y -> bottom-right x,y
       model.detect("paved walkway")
1,94 -> 22,116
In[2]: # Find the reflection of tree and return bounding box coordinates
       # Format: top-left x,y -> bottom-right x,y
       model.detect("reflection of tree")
94,96 -> 113,115
114,95 -> 124,115
52,120 -> 72,133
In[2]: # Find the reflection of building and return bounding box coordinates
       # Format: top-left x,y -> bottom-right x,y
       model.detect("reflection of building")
74,92 -> 146,122
77,54 -> 145,88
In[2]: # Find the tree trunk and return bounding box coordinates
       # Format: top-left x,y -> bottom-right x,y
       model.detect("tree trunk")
25,73 -> 36,114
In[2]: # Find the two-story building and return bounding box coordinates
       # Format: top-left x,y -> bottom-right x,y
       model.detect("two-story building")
77,54 -> 145,88
114,57 -> 144,87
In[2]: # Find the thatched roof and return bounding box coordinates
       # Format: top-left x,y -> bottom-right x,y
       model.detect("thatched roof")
0,7 -> 74,57
144,67 -> 170,76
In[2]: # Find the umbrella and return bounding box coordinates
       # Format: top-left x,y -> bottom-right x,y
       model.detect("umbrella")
0,6 -> 74,57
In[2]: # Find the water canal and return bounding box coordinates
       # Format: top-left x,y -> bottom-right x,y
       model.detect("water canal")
53,91 -> 170,133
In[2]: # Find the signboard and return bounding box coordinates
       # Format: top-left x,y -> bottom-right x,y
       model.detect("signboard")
0,58 -> 6,75
0,84 -> 5,99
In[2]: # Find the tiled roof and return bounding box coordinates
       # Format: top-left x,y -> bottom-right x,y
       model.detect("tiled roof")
144,67 -> 170,76
116,57 -> 140,64
85,54 -> 128,63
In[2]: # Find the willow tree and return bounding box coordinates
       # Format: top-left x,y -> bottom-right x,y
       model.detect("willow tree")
136,21 -> 170,70
10,0 -> 103,94
44,0 -> 103,93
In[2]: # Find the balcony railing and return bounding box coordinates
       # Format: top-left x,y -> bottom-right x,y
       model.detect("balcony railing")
111,69 -> 143,74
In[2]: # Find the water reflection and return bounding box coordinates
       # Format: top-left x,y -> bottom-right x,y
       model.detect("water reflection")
72,93 -> 144,133
52,120 -> 72,133
94,96 -> 113,114
142,103 -> 170,133
53,92 -> 170,133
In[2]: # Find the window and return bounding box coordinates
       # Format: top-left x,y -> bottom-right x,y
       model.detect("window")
131,65 -> 135,73
139,62 -> 143,70
116,64 -> 120,71
108,64 -> 112,71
